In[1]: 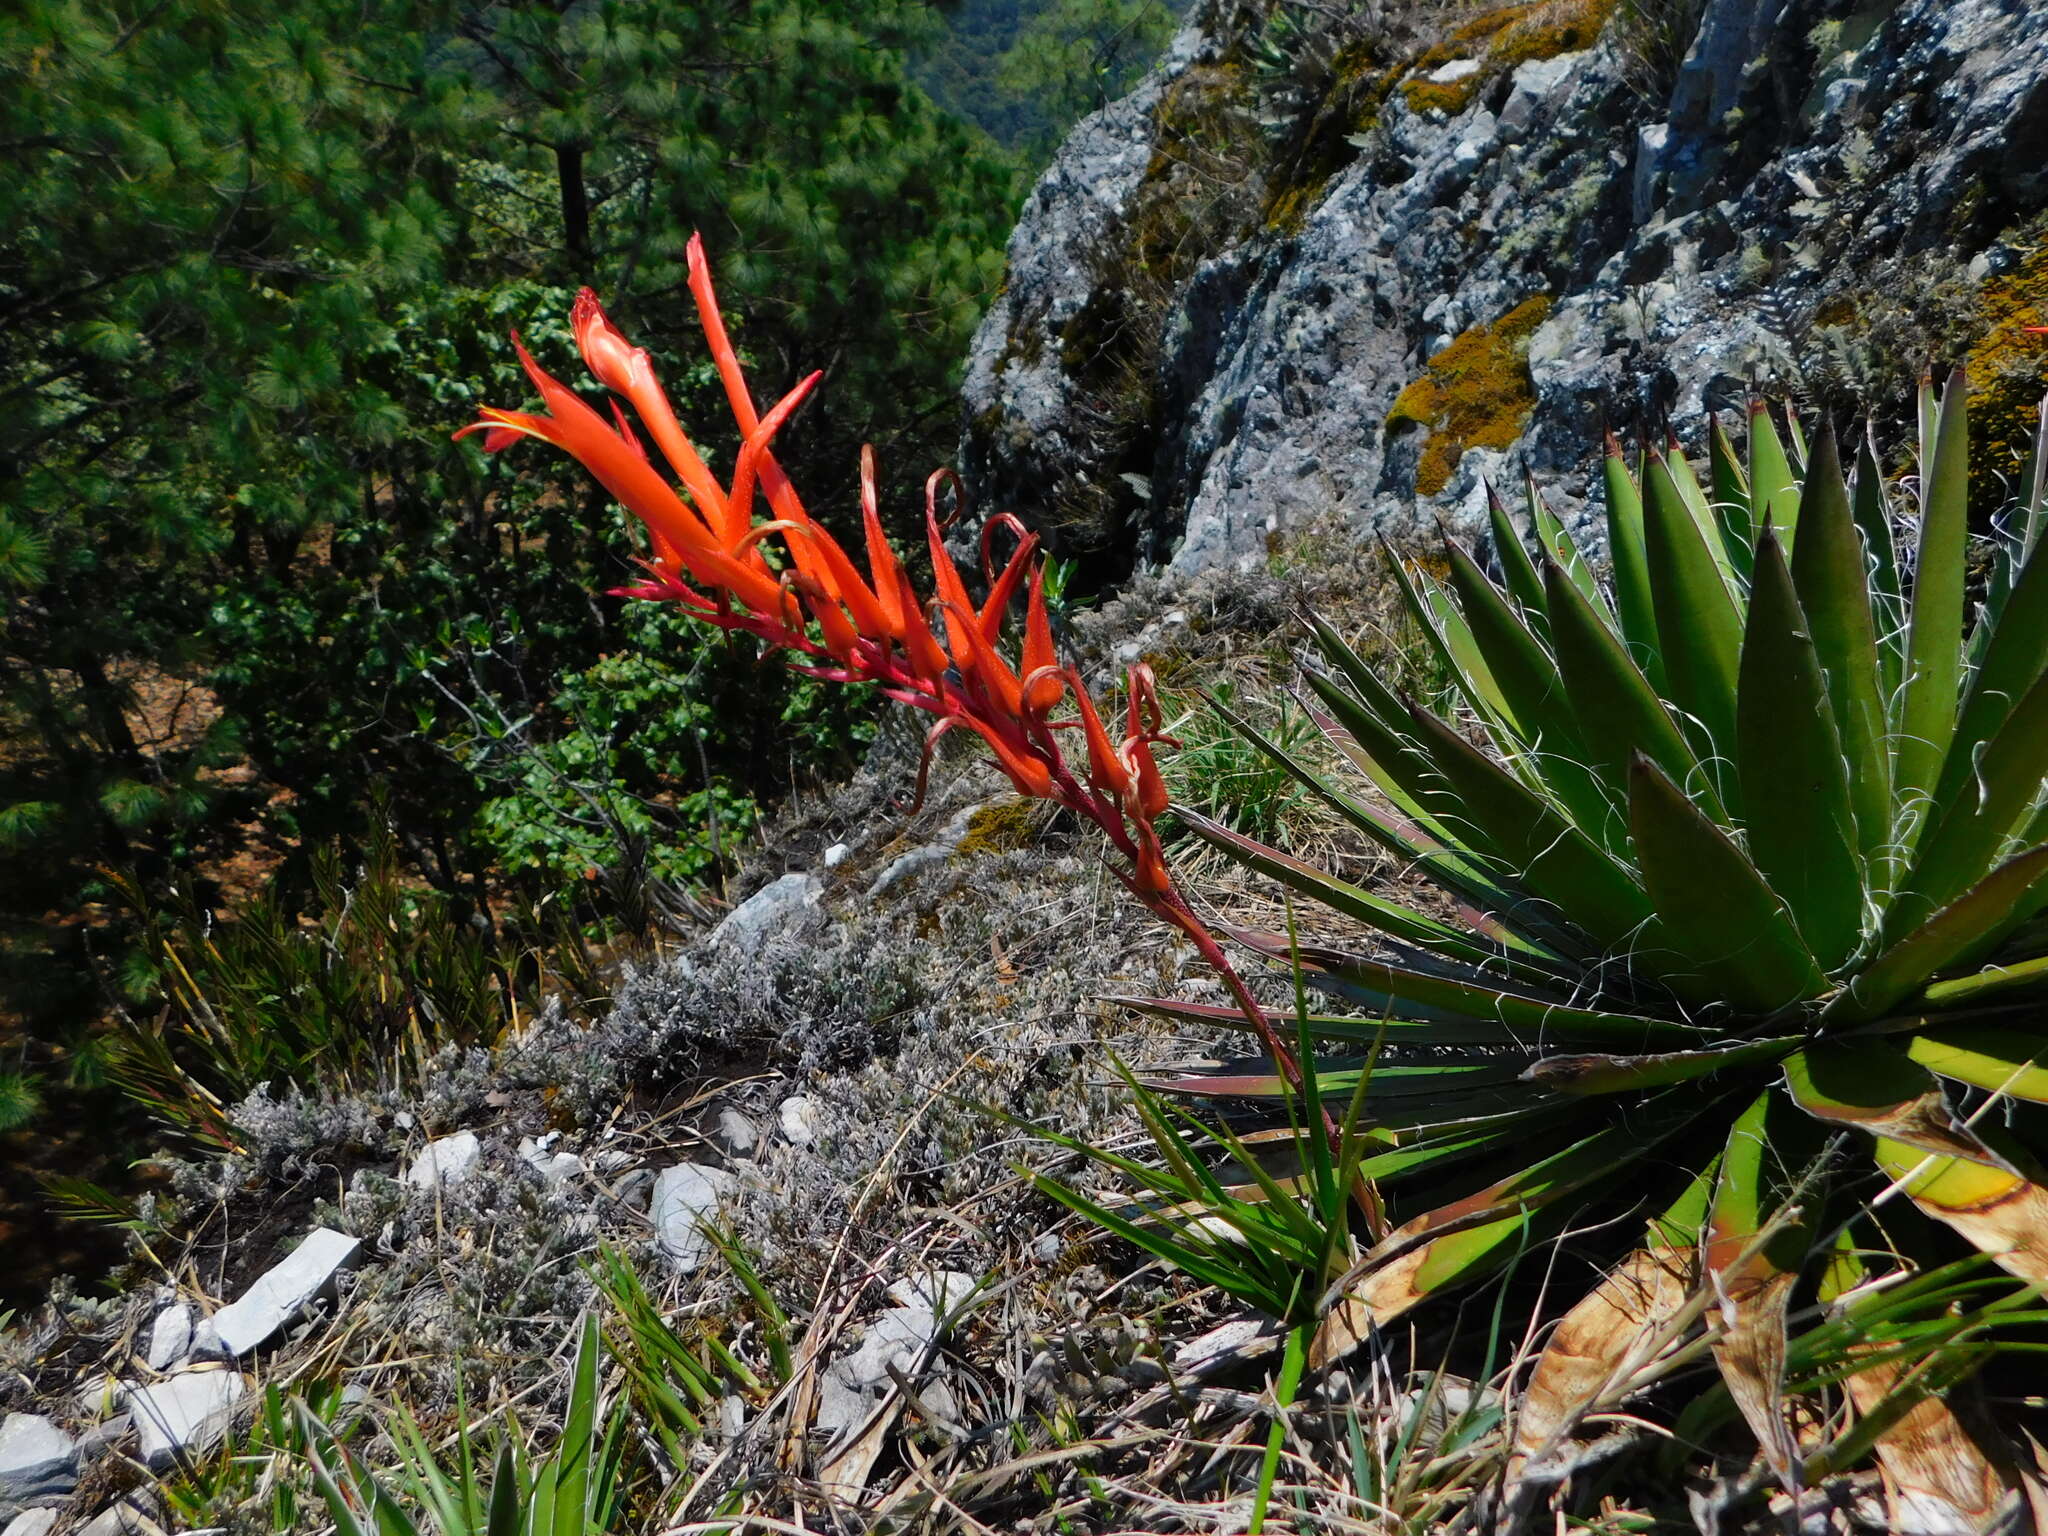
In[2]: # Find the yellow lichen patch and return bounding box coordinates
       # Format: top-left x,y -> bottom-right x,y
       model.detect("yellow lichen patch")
1966,234 -> 2048,516
1387,295 -> 1555,496
1399,0 -> 1616,116
955,797 -> 1044,858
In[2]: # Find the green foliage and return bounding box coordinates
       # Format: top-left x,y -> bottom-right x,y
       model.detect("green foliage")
107,813 -> 587,1149
0,0 -> 1012,1146
1160,377 -> 2048,1499
305,1313 -> 630,1536
989,0 -> 1178,158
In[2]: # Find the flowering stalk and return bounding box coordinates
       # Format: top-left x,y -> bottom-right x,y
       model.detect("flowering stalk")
459,237 -> 1379,1230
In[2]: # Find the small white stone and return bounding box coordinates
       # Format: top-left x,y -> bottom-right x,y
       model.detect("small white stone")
714,1108 -> 761,1156
3,1509 -> 61,1536
0,1413 -> 77,1502
777,1095 -> 819,1147
120,1371 -> 245,1471
207,1228 -> 361,1357
145,1304 -> 193,1371
403,1131 -> 481,1190
823,842 -> 850,869
885,1270 -> 981,1316
518,1137 -> 584,1183
1426,57 -> 1481,84
652,1164 -> 739,1272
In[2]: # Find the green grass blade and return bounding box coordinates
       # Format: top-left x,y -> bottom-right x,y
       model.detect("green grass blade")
553,1313 -> 600,1536
1894,369 -> 1971,860
1737,528 -> 1864,967
1628,754 -> 1828,1011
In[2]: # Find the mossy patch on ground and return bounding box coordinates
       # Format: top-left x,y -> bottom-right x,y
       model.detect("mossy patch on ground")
955,797 -> 1044,857
1966,230 -> 2048,516
1387,295 -> 1555,495
1398,0 -> 1616,116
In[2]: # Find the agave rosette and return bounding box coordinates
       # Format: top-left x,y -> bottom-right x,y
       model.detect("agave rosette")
1133,374 -> 2048,1505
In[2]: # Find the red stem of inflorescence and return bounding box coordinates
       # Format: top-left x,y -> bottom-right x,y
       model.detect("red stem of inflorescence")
458,236 -> 1381,1235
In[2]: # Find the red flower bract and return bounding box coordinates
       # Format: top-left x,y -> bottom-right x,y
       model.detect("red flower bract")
458,237 -> 1375,1225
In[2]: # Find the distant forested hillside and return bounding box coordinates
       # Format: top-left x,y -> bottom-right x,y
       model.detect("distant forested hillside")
914,0 -> 1179,159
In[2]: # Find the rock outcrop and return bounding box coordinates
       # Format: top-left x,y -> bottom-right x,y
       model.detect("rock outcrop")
962,0 -> 2048,576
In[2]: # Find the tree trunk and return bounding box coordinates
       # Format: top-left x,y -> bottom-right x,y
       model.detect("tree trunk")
557,142 -> 590,268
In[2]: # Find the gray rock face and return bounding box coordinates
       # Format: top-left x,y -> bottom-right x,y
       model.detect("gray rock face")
207,1227 -> 361,1357
651,1163 -> 739,1272
0,1414 -> 76,1504
120,1371 -> 245,1471
961,0 -> 2048,576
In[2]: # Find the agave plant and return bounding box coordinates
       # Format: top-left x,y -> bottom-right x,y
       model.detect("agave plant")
1127,374 -> 2048,1521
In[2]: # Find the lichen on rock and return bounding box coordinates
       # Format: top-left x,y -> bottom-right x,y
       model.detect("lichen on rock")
1386,295 -> 1555,495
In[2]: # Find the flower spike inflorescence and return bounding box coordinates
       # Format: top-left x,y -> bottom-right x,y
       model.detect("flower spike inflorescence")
458,237 -> 1371,1216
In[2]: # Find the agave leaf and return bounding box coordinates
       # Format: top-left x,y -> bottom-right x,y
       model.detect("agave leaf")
1851,425 -> 1908,702
1602,434 -> 1663,689
1112,993 -> 1689,1051
1485,482 -> 1547,627
1905,1026 -> 2048,1104
1388,548 -> 1514,732
1708,413 -> 1754,559
1313,1107 -> 1703,1367
1748,400 -> 1801,545
1921,952 -> 2048,1006
1224,929 -> 1707,1046
1175,806 -> 1497,962
1642,451 -> 1744,801
1515,1163 -> 1720,1482
1230,673 -> 1559,952
1526,471 -> 1607,620
1737,528 -> 1864,967
1523,1037 -> 1797,1094
1788,422 -> 1894,879
1627,755 -> 1828,1012
1442,539 -> 1622,850
1942,531 -> 2048,817
1668,428 -> 1745,590
1540,556 -> 1723,822
1894,369 -> 1971,859
1783,1043 -> 2048,1282
1404,703 -> 1657,955
1829,1349 -> 2017,1534
1833,843 -> 2048,1021
1507,1245 -> 1696,1474
1891,668 -> 2048,941
1703,1092 -> 1816,1488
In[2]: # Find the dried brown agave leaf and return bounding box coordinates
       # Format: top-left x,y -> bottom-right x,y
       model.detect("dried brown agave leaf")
1508,1244 -> 1696,1473
1838,1355 -> 2019,1535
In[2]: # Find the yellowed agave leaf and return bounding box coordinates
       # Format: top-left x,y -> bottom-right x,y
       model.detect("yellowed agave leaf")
1876,1140 -> 2048,1283
1508,1246 -> 1694,1473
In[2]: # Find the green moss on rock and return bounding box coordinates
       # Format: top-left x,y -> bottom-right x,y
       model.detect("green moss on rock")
1398,0 -> 1616,116
1387,295 -> 1555,495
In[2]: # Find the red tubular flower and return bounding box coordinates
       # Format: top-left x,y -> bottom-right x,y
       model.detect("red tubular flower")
458,238 -> 1367,1218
